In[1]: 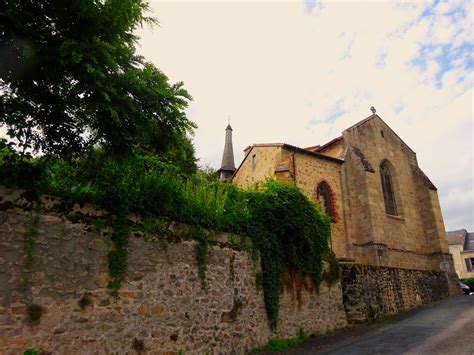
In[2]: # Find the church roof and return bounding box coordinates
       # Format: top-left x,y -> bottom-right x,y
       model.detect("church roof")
344,113 -> 377,131
350,146 -> 375,172
410,165 -> 437,190
304,144 -> 321,152
219,124 -> 236,173
233,113 -> 437,189
345,114 -> 416,155
231,143 -> 343,180
251,143 -> 344,163
314,136 -> 343,153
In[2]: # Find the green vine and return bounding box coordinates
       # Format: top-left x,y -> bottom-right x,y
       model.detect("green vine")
229,254 -> 235,281
191,226 -> 208,291
247,180 -> 330,330
21,208 -> 40,289
107,216 -> 129,297
1,150 -> 331,330
78,294 -> 93,310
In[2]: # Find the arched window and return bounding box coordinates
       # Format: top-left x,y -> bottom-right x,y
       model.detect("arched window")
316,181 -> 335,221
380,162 -> 397,215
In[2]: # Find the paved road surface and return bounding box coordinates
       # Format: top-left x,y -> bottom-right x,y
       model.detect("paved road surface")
277,295 -> 474,355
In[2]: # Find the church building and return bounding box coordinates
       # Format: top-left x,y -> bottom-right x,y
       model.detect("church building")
228,111 -> 453,272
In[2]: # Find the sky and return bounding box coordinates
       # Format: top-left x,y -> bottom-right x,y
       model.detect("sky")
135,0 -> 474,232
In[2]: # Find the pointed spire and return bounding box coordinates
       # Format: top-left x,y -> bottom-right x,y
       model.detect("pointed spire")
218,121 -> 236,182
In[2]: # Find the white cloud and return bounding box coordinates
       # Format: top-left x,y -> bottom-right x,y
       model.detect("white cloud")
135,0 -> 473,231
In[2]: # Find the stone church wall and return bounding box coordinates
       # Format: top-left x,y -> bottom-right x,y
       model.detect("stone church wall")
0,201 -> 347,354
233,146 -> 349,260
291,152 -> 348,259
342,117 -> 451,271
232,146 -> 282,189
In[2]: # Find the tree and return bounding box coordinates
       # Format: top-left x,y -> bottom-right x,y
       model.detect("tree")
0,0 -> 196,158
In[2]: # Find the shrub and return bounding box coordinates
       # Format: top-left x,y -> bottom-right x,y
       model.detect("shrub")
26,304 -> 43,324
132,338 -> 144,352
253,327 -> 308,352
1,151 -> 331,329
462,278 -> 474,290
78,294 -> 92,310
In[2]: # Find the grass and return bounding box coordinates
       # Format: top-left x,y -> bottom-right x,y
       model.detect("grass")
252,328 -> 308,352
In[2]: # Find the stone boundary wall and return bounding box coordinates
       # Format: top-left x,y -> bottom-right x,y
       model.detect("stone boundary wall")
0,188 -> 347,355
340,263 -> 458,323
0,185 -> 458,354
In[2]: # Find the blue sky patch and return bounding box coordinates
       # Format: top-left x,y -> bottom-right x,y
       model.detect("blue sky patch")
304,0 -> 323,14
307,99 -> 346,126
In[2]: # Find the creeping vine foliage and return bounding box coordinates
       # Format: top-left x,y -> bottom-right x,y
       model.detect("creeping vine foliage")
1,148 -> 331,327
21,208 -> 40,290
247,180 -> 331,330
107,216 -> 129,297
191,226 -> 209,291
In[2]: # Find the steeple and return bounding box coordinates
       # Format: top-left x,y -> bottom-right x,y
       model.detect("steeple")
218,123 -> 236,182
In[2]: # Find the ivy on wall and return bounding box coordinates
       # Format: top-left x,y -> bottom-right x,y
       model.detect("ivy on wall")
191,226 -> 209,291
107,216 -> 129,297
247,180 -> 331,329
21,208 -> 40,291
0,149 -> 332,328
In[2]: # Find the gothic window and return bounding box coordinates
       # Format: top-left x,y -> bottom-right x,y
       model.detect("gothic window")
316,181 -> 335,221
380,162 -> 397,215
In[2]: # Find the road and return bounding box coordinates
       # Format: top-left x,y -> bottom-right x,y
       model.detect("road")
277,295 -> 474,355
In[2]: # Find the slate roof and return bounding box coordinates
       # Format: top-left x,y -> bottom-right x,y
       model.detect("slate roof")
351,146 -> 375,173
411,165 -> 437,191
219,124 -> 236,172
465,232 -> 474,251
314,136 -> 343,153
446,229 -> 467,247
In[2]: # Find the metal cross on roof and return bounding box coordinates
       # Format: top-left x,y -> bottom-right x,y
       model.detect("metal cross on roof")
370,106 -> 376,114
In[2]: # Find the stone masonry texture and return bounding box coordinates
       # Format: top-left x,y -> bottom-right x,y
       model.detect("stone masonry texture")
340,263 -> 456,324
0,185 -> 457,354
0,192 -> 347,354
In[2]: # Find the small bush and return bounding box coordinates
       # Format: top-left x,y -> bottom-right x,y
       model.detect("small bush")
367,304 -> 380,321
23,349 -> 38,355
132,338 -> 144,352
78,294 -> 92,310
461,278 -> 474,290
26,304 -> 43,324
253,327 -> 308,352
